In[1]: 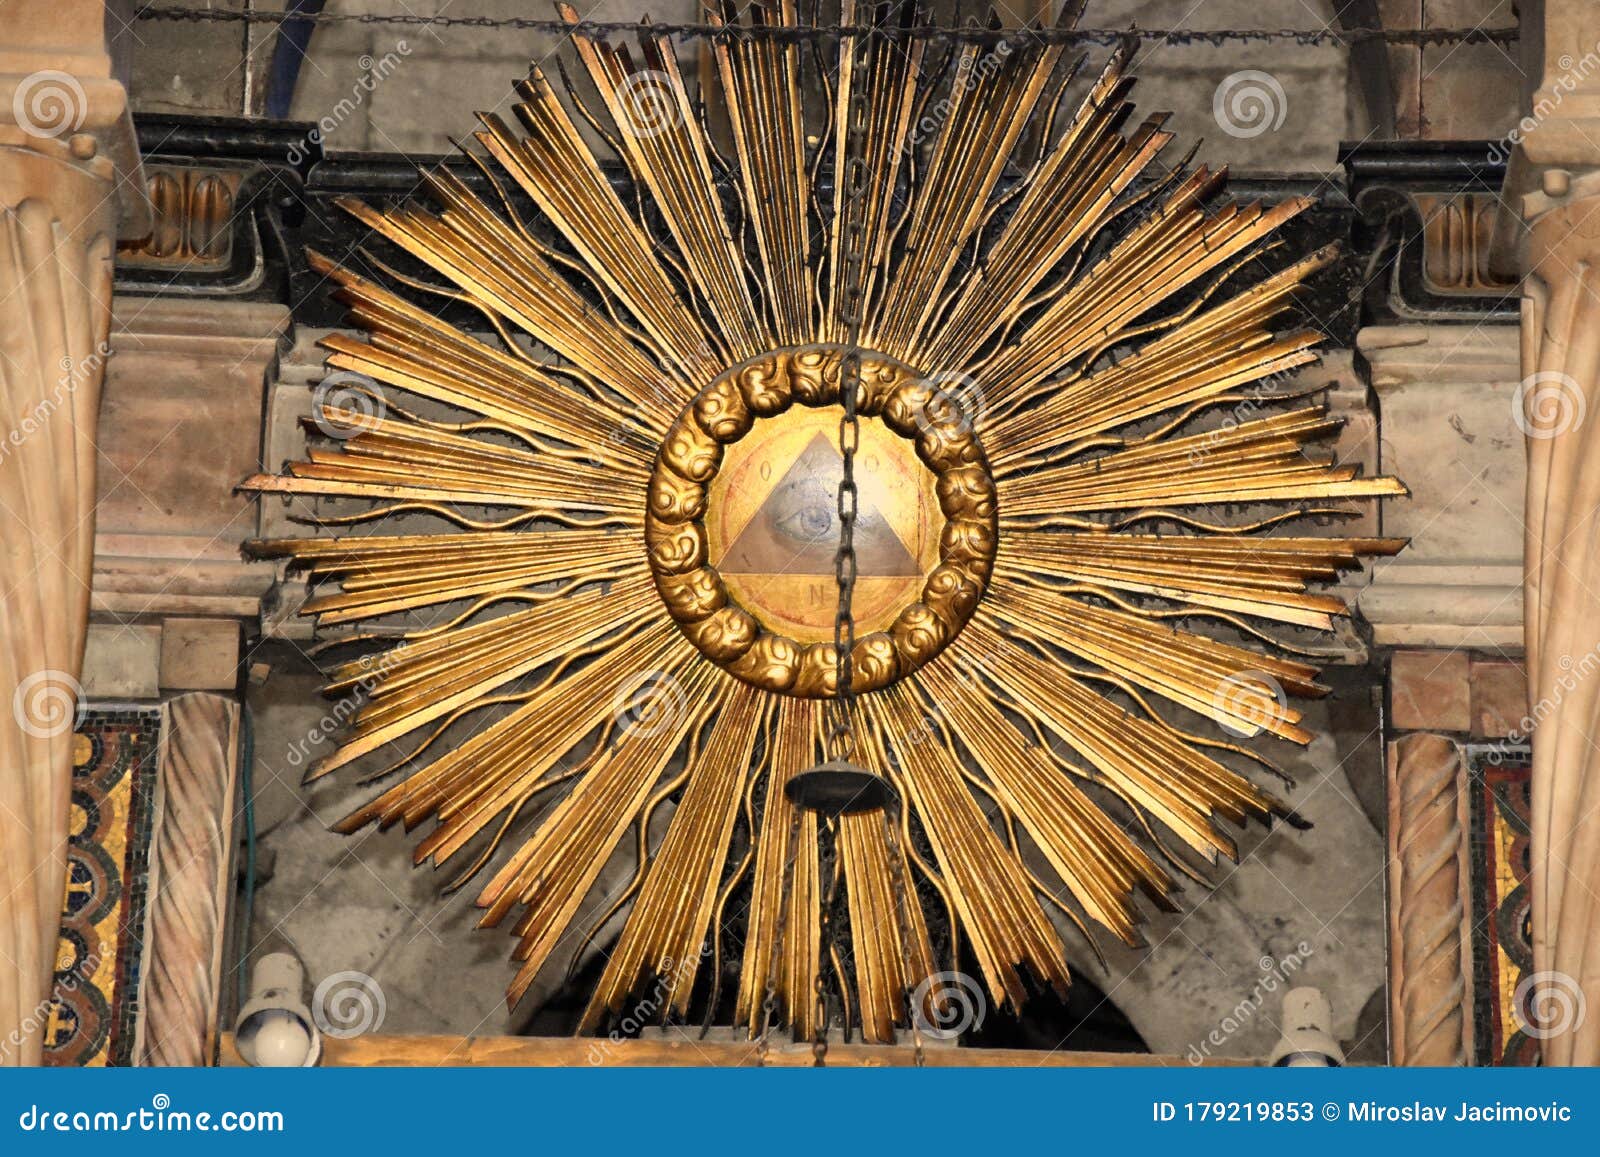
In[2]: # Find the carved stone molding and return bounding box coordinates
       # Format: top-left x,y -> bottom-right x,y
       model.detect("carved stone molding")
0,1 -> 149,1066
135,693 -> 242,1066
1386,733 -> 1473,1066
1355,324 -> 1525,650
91,296 -> 289,627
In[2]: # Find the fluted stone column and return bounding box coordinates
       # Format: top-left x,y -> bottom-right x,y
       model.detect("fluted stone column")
1502,0 -> 1600,1067
0,4 -> 147,1065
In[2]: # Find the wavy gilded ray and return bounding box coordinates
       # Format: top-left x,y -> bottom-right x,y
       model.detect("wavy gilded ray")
867,27 -> 1066,360
985,247 -> 1340,461
974,173 -> 1312,398
997,407 -> 1407,517
308,576 -> 662,780
481,661 -> 722,1005
735,696 -> 822,1040
999,531 -> 1405,630
302,254 -> 660,457
708,1 -> 814,344
246,529 -> 645,624
926,43 -> 1172,369
824,0 -> 923,342
561,4 -> 768,358
475,79 -> 721,380
581,679 -> 766,1030
868,686 -> 1070,1011
334,179 -> 680,426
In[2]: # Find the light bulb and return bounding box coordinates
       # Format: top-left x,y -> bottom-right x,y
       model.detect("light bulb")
249,1009 -> 312,1067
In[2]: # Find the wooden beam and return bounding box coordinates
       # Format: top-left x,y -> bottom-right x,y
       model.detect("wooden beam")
221,1032 -> 1256,1068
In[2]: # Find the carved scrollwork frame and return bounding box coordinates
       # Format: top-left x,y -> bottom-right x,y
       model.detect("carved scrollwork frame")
645,344 -> 998,697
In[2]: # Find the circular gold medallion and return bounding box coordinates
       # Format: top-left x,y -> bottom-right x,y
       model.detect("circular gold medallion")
647,345 -> 997,697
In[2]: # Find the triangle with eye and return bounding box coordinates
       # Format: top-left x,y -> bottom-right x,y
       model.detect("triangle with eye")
717,433 -> 920,578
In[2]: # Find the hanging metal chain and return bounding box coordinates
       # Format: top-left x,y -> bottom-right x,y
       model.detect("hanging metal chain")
882,806 -> 928,1066
132,8 -> 1520,48
755,803 -> 804,1066
827,15 -> 873,763
812,819 -> 841,1067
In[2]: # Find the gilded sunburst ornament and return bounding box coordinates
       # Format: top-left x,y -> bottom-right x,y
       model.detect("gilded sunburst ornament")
246,1 -> 1405,1043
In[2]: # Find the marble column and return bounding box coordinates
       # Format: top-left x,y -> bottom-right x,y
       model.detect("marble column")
1501,0 -> 1600,1066
0,5 -> 147,1065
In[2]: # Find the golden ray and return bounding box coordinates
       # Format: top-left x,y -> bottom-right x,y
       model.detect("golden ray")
247,1 -> 1405,1044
